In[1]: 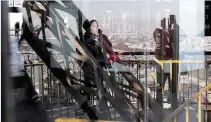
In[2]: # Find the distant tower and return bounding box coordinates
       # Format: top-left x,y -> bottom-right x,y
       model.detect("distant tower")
122,12 -> 130,33
105,10 -> 114,35
132,12 -> 135,32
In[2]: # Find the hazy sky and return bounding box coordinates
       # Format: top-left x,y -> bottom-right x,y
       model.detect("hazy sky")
7,0 -> 207,70
10,0 -> 205,36
71,0 -> 204,36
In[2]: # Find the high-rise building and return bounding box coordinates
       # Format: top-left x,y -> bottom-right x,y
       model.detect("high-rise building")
103,10 -> 114,35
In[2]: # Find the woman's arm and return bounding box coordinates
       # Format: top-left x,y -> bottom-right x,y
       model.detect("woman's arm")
102,34 -> 123,64
102,35 -> 114,55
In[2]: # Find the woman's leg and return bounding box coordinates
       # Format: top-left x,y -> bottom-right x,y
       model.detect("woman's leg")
156,63 -> 168,107
156,63 -> 162,105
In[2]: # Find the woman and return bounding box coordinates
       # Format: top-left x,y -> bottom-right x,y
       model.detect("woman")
82,19 -> 118,64
76,19 -> 117,119
79,19 -> 118,87
77,20 -> 108,97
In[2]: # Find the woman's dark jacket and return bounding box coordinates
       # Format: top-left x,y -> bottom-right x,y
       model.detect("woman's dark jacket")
76,33 -> 112,85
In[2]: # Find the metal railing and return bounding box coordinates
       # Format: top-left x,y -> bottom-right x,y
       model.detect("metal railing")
163,83 -> 211,122
24,59 -> 81,121
8,1 -> 211,121
15,50 -> 211,122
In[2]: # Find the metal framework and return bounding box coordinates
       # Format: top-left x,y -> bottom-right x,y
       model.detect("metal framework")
5,0 -> 211,122
17,0 -> 166,121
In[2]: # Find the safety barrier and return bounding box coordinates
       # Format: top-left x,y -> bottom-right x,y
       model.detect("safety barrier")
163,83 -> 211,122
21,51 -> 211,122
55,118 -> 116,122
8,1 -> 211,121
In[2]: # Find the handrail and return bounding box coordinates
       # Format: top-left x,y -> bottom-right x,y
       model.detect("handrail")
24,60 -> 67,67
163,83 -> 211,122
24,63 -> 45,67
122,59 -> 211,65
18,51 -> 211,56
23,59 -> 211,66
55,118 -> 116,122
19,52 -> 35,55
114,51 -> 211,56
9,28 -> 23,31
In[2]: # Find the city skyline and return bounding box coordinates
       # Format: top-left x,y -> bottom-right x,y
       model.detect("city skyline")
9,0 -> 208,54
10,0 -> 204,36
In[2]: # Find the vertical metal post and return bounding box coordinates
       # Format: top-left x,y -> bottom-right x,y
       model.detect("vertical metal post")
153,63 -> 156,122
161,62 -> 164,102
137,63 -> 139,81
47,67 -> 50,95
178,62 -> 181,103
170,61 -> 173,102
137,94 -> 139,122
190,65 -> 192,98
187,64 -> 190,100
41,1 -> 46,42
205,59 -> 208,122
160,18 -> 165,109
41,64 -> 44,103
53,76 -> 56,97
198,95 -> 202,122
49,70 -> 53,117
153,65 -> 156,100
67,92 -> 69,117
183,73 -> 185,102
171,15 -> 179,110
144,53 -> 148,122
2,1 -> 15,122
58,82 -> 61,117
31,65 -> 35,85
173,116 -> 177,122
64,90 -> 68,117
197,63 -> 200,92
170,62 -> 173,83
186,103 -> 189,122
34,58 -> 41,94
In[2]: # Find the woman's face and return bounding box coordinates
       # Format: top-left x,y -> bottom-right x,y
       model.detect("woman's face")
155,33 -> 161,41
90,21 -> 98,35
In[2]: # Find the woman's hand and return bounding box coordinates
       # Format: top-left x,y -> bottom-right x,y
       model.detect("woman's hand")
107,54 -> 118,64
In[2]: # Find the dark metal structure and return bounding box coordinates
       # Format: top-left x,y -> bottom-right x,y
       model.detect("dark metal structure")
6,1 -> 211,122
170,15 -> 179,111
18,0 -> 164,121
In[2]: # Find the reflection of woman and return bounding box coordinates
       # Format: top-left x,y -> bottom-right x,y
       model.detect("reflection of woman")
153,27 -> 174,107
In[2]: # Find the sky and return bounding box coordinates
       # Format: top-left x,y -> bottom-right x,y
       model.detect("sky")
9,0 -> 205,36
8,0 -> 208,68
